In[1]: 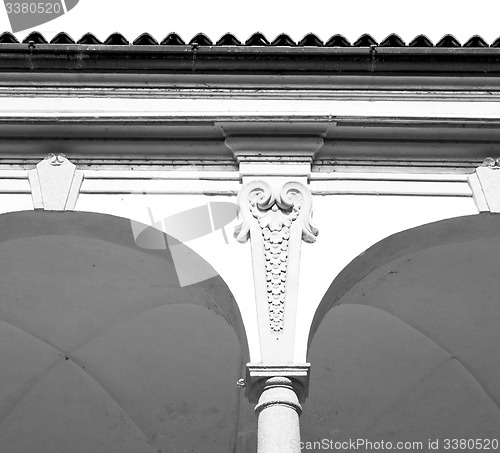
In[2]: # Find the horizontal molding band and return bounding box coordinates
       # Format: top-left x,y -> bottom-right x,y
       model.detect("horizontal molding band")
82,170 -> 240,180
79,178 -> 241,195
79,190 -> 240,196
310,172 -> 469,182
1,87 -> 500,102
3,97 -> 500,119
0,172 -> 475,198
310,180 -> 471,197
3,74 -> 500,97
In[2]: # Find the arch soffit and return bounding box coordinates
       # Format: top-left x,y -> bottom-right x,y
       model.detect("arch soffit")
0,210 -> 250,360
308,212 -> 500,349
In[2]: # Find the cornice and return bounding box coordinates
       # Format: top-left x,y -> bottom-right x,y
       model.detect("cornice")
0,116 -> 498,164
3,74 -> 500,97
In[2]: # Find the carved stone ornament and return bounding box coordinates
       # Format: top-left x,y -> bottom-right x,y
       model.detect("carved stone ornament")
235,180 -> 318,333
467,157 -> 500,213
28,153 -> 84,211
480,157 -> 500,168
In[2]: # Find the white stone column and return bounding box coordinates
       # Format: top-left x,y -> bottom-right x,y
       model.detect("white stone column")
254,376 -> 303,453
225,130 -> 319,452
245,365 -> 309,453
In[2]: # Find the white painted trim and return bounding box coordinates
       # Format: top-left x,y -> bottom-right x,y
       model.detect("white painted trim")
79,178 -> 241,195
310,180 -> 471,197
4,97 -> 500,120
310,172 -> 469,182
0,170 -> 29,178
82,170 -> 240,180
0,168 -> 476,198
310,172 -> 471,196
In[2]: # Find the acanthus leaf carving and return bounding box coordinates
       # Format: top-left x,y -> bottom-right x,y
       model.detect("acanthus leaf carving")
235,180 -> 318,333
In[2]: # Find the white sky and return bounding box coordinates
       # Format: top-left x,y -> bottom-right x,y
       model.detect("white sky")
1,0 -> 500,45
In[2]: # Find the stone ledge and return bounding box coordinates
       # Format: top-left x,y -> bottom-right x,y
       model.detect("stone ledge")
245,363 -> 310,403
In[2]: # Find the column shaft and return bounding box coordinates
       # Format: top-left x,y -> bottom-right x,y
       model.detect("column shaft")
254,377 -> 302,453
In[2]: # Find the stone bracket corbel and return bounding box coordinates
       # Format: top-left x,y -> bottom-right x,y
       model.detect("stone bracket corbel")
234,179 -> 318,362
224,128 -> 324,363
28,154 -> 83,211
469,157 -> 500,212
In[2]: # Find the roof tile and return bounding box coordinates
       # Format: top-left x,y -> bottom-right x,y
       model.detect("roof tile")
22,31 -> 47,44
463,35 -> 488,47
189,33 -> 212,46
50,32 -> 75,44
104,33 -> 129,45
408,34 -> 434,47
380,33 -> 405,47
272,34 -> 296,46
436,34 -> 461,47
77,33 -> 102,45
325,34 -> 351,47
216,33 -> 241,46
353,33 -> 377,47
298,33 -> 323,46
245,32 -> 270,46
133,33 -> 158,45
490,36 -> 500,47
160,33 -> 185,45
0,31 -> 19,43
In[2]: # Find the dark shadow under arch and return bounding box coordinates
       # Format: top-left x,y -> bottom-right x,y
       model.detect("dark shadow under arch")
309,212 -> 500,349
0,209 -> 255,453
0,210 -> 249,360
303,212 -> 500,441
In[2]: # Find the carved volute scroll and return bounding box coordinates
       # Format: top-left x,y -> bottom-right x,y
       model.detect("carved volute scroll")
235,180 -> 318,337
235,180 -> 318,244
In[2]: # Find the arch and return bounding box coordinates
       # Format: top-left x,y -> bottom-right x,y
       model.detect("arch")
309,212 -> 500,348
303,304 -> 500,442
304,212 -> 500,440
0,210 -> 254,453
0,209 -> 249,359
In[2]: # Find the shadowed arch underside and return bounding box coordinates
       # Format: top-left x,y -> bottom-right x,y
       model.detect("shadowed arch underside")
304,213 -> 500,443
0,210 -> 253,453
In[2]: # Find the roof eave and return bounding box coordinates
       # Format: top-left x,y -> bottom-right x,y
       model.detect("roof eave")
1,44 -> 500,76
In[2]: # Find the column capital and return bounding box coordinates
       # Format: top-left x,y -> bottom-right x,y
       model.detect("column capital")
244,363 -> 310,403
